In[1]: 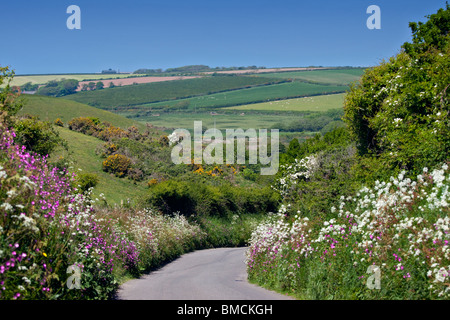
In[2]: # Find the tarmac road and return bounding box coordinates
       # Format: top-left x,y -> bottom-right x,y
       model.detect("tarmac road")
115,247 -> 294,300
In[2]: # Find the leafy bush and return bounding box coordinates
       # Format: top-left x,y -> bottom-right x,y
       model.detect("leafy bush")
73,173 -> 100,194
343,4 -> 450,175
0,67 -> 24,126
68,117 -> 99,135
143,179 -> 279,217
54,118 -> 64,127
13,115 -> 66,156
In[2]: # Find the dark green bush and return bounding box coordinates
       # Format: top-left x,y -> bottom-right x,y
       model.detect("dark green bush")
74,172 -> 100,193
13,115 -> 66,156
143,179 -> 279,217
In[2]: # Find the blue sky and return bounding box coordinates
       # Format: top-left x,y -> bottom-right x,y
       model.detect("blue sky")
0,0 -> 446,74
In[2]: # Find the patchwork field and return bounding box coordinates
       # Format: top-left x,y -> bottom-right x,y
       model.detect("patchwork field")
223,93 -> 345,112
254,68 -> 365,85
18,95 -> 146,130
133,81 -> 347,112
18,67 -> 362,144
75,75 -> 202,91
201,67 -> 326,75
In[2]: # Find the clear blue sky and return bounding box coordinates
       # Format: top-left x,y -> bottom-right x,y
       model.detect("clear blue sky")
0,0 -> 446,74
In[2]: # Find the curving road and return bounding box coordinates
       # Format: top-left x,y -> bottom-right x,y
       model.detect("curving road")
116,247 -> 294,300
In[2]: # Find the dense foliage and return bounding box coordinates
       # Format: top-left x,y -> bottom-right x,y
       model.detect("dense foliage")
36,79 -> 79,97
343,3 -> 450,176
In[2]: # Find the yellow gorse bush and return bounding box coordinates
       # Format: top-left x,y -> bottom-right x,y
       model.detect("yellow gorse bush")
102,154 -> 131,177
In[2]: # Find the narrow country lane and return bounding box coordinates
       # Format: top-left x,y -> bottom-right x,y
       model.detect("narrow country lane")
115,247 -> 294,300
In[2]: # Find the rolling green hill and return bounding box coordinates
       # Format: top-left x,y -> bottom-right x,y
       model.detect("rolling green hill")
17,94 -> 163,205
122,81 -> 347,113
18,94 -> 147,131
54,127 -> 148,205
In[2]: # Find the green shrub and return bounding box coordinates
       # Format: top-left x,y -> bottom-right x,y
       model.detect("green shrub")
74,172 -> 100,194
13,115 -> 66,156
143,179 -> 279,217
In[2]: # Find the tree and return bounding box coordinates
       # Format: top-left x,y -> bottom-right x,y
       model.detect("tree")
20,82 -> 39,92
343,4 -> 450,173
60,79 -> 79,95
402,2 -> 450,56
96,81 -> 104,90
36,78 -> 79,97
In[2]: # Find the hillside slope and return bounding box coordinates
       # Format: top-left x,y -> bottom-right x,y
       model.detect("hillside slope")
18,94 -> 147,131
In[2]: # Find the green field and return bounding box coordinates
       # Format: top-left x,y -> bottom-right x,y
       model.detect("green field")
9,73 -> 144,87
127,110 -> 306,132
63,75 -> 286,108
18,94 -> 146,131
223,93 -> 345,112
256,68 -> 365,85
133,81 -> 348,112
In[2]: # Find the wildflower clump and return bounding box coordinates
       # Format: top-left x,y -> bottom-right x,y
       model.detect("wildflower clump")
0,123 -> 138,299
246,163 -> 450,299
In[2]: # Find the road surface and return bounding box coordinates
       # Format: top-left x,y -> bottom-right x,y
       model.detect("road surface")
115,247 -> 294,300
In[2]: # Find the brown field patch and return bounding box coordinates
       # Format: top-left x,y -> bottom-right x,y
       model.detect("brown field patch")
76,75 -> 202,91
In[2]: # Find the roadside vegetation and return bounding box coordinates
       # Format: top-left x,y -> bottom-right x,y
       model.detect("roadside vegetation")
246,5 -> 450,299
